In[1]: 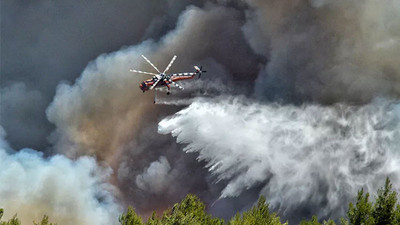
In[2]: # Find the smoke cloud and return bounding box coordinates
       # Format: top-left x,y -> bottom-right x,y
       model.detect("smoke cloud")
0,0 -> 201,150
46,3 -> 259,158
0,127 -> 121,225
0,83 -> 49,151
242,0 -> 400,103
159,96 -> 400,222
45,3 -> 260,214
136,156 -> 175,194
2,0 -> 400,223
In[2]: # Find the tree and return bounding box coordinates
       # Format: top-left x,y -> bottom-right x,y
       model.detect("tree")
299,215 -> 321,225
339,218 -> 349,225
145,211 -> 161,225
119,207 -> 144,225
393,205 -> 400,225
33,215 -> 57,225
159,194 -> 224,225
372,177 -> 398,225
322,220 -> 337,225
229,196 -> 287,225
299,215 -> 336,225
1,209 -> 56,225
0,209 -> 20,225
347,189 -> 374,225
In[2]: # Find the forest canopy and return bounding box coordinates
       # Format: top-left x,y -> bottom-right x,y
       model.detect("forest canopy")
1,178 -> 399,225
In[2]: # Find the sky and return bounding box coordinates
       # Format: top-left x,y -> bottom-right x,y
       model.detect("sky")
1,0 -> 400,224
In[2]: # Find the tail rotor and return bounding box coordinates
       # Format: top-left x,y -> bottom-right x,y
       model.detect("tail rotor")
194,66 -> 207,78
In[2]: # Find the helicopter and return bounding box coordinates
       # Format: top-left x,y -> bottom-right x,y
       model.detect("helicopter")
130,55 -> 206,103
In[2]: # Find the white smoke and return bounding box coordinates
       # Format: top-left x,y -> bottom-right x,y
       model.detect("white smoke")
0,128 -> 121,225
136,156 -> 176,194
159,96 -> 400,220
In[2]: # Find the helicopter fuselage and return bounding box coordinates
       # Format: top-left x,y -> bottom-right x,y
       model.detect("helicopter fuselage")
139,73 -> 195,92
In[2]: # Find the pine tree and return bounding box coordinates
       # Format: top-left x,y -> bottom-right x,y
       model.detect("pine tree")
322,219 -> 337,225
145,211 -> 161,225
372,177 -> 398,225
229,195 -> 287,225
159,194 -> 224,225
0,209 -> 20,225
393,205 -> 400,225
347,189 -> 374,225
299,215 -> 321,225
119,207 -> 144,225
339,217 -> 349,225
33,215 -> 57,225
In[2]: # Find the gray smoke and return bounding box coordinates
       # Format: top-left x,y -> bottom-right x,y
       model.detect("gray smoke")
0,127 -> 121,225
159,96 -> 400,222
0,83 -> 49,151
2,0 -> 400,223
136,156 -> 174,194
45,2 -> 259,159
242,0 -> 400,103
45,3 -> 259,215
0,0 -> 201,150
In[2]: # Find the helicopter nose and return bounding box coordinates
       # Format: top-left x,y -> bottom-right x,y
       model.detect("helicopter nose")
139,82 -> 147,92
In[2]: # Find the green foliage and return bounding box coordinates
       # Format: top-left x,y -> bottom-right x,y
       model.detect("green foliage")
229,196 -> 287,225
0,209 -> 20,225
119,207 -> 144,225
302,177 -> 400,225
393,205 -> 400,225
322,220 -> 336,225
299,216 -> 336,225
145,211 -> 161,225
2,178 -> 400,225
347,189 -> 374,225
1,209 -> 56,225
339,218 -> 349,225
33,215 -> 56,225
300,215 -> 321,225
344,177 -> 400,225
300,216 -> 339,225
158,194 -> 224,225
372,178 -> 398,225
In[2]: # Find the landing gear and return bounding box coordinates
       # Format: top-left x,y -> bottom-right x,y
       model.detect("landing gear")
154,89 -> 157,104
166,85 -> 171,95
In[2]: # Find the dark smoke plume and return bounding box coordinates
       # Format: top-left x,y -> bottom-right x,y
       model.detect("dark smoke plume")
1,0 -> 400,224
243,0 -> 400,103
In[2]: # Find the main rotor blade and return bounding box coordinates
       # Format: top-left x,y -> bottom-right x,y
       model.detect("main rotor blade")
129,69 -> 158,76
150,78 -> 161,90
141,55 -> 161,73
170,80 -> 184,90
170,72 -> 196,76
163,55 -> 177,74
